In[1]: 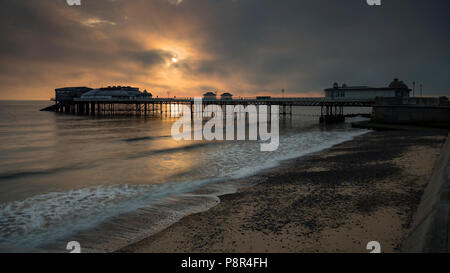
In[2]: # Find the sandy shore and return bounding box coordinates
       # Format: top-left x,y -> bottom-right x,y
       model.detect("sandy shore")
119,129 -> 448,253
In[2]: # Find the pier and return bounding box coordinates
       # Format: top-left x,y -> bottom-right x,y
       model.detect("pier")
42,96 -> 374,124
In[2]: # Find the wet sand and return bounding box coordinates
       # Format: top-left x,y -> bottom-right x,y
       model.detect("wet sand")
120,130 -> 448,253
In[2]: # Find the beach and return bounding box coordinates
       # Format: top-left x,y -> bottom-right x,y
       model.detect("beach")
119,129 -> 448,253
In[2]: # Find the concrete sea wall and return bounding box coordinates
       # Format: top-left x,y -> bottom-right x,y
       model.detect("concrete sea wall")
373,106 -> 450,128
403,132 -> 450,253
372,97 -> 450,128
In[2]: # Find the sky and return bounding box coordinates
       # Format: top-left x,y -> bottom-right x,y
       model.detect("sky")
0,0 -> 449,100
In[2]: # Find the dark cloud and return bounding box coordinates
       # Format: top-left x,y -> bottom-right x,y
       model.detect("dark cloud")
0,0 -> 449,99
126,49 -> 174,67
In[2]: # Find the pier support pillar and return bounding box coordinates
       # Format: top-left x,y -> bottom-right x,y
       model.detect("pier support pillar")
319,104 -> 345,124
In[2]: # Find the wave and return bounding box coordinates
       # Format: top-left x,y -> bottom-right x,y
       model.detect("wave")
0,163 -> 99,181
121,135 -> 170,143
0,128 -> 371,251
0,185 -> 152,247
127,142 -> 213,159
0,177 -> 238,249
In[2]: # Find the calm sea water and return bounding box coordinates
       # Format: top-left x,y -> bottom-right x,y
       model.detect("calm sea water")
0,100 -> 370,251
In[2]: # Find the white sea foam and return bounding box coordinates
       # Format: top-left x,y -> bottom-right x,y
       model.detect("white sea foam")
203,128 -> 371,181
0,185 -> 152,247
0,127 -> 370,250
0,179 -> 239,249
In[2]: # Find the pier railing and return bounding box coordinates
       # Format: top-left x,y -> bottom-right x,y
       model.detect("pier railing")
72,97 -> 375,107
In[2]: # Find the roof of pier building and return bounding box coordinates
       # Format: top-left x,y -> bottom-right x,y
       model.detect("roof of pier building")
388,78 -> 409,89
55,87 -> 92,92
81,86 -> 143,99
203,92 -> 217,99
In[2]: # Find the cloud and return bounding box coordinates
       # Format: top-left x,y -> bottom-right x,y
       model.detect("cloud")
126,49 -> 174,67
82,17 -> 117,27
167,0 -> 183,5
0,0 -> 449,100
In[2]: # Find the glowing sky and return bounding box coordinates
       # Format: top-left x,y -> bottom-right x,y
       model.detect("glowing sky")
0,0 -> 449,100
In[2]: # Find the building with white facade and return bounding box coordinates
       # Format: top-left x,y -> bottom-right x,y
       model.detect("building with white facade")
325,79 -> 411,100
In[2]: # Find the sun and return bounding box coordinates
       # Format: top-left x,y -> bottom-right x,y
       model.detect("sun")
171,57 -> 178,63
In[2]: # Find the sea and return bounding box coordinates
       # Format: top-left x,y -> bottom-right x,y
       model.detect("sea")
0,100 -> 371,252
